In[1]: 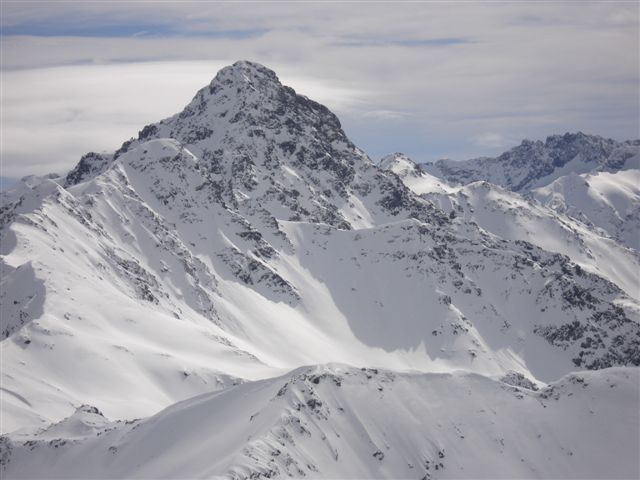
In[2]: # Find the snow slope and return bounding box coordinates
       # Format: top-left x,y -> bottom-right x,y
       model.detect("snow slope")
380,153 -> 456,196
2,365 -> 638,479
533,169 -> 640,251
381,153 -> 640,299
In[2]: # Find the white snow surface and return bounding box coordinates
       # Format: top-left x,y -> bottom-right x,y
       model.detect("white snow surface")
380,153 -> 457,196
1,61 -> 638,479
2,365 -> 638,479
533,169 -> 640,251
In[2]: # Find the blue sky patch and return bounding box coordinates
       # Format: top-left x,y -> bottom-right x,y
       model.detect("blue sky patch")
335,37 -> 474,48
1,22 -> 267,39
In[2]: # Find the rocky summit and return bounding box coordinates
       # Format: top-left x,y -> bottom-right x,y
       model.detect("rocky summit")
1,61 -> 638,479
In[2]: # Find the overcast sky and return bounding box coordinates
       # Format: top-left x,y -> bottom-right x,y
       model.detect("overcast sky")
1,1 -> 638,182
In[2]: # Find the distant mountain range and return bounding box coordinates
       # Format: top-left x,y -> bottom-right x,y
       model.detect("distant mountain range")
421,132 -> 639,192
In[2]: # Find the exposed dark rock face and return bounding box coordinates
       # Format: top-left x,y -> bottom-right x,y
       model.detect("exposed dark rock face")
65,152 -> 113,187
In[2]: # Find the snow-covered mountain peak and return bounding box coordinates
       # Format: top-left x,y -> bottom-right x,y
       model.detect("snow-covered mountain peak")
65,61 -> 356,188
204,60 -> 295,104
380,152 -> 457,196
62,62 -> 446,232
177,59 -> 301,121
379,153 -> 421,177
213,60 -> 280,85
154,59 -> 347,152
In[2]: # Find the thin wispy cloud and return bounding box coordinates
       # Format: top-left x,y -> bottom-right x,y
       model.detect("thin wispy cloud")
333,37 -> 474,48
471,133 -> 510,150
1,1 -> 638,178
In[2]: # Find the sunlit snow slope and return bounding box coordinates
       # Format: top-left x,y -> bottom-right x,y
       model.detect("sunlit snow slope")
381,153 -> 640,299
533,169 -> 640,251
2,366 -> 638,479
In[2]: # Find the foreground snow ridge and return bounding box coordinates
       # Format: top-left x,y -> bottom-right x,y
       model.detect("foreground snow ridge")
2,366 -> 639,479
1,61 -> 639,479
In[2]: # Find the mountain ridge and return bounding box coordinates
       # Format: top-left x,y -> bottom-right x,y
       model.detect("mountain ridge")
2,365 -> 638,479
421,132 -> 639,192
382,150 -> 640,253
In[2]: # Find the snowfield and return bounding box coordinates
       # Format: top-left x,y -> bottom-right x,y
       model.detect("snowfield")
2,366 -> 638,479
532,169 -> 640,251
1,61 -> 638,479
